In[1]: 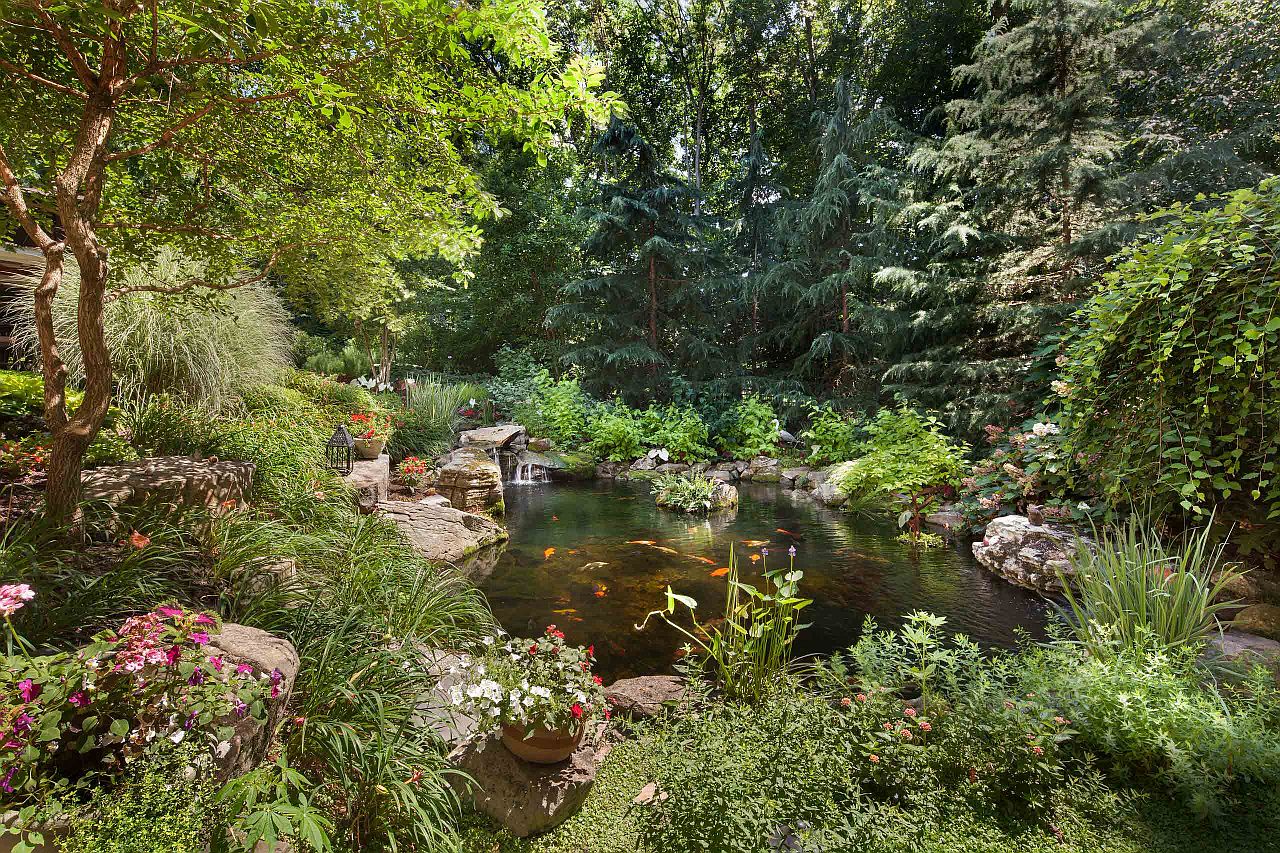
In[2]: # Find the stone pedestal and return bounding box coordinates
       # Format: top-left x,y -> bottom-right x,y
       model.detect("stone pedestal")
343,453 -> 389,513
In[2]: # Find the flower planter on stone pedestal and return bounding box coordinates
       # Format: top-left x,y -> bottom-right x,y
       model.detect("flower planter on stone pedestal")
353,437 -> 385,460
501,723 -> 584,764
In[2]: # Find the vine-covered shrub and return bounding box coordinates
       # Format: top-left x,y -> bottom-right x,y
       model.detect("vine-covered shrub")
1059,179 -> 1280,541
956,416 -> 1095,531
716,394 -> 777,459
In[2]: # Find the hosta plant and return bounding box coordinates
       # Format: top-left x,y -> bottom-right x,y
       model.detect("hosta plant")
447,626 -> 607,734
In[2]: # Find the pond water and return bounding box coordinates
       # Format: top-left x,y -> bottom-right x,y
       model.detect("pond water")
477,479 -> 1048,681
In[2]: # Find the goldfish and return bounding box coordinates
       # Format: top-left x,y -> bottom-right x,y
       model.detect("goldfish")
627,539 -> 657,546
689,555 -> 716,565
749,554 -> 761,563
743,539 -> 770,547
568,549 -> 579,555
543,547 -> 556,559
653,546 -> 679,555
776,528 -> 799,537
593,584 -> 609,598
709,568 -> 730,578
551,515 -> 559,521
553,608 -> 578,615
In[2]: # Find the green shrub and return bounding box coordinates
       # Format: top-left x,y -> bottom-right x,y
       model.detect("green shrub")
651,472 -> 721,513
524,375 -> 588,446
1059,179 -> 1280,540
641,404 -> 714,461
801,403 -> 863,465
8,250 -> 294,410
1058,517 -> 1241,656
62,745 -> 218,853
1020,637 -> 1280,817
715,394 -> 777,459
0,369 -> 84,420
835,405 -> 968,538
487,346 -> 547,421
585,403 -> 645,461
284,370 -> 379,417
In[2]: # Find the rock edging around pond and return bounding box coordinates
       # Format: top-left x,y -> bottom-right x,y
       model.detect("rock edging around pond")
379,499 -> 508,565
971,514 -> 1089,593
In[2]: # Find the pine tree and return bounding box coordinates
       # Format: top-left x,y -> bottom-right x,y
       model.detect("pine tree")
762,78 -> 911,399
911,0 -> 1149,291
550,119 -> 729,401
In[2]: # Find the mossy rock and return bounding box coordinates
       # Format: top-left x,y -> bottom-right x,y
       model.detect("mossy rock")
1233,604 -> 1280,641
546,450 -> 597,481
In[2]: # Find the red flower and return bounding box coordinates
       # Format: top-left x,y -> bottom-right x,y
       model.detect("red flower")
529,644 -> 539,655
570,703 -> 584,719
592,675 -> 603,685
129,531 -> 151,550
587,645 -> 595,658
903,707 -> 917,717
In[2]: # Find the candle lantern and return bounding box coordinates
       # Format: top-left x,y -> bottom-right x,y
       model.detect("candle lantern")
326,424 -> 355,475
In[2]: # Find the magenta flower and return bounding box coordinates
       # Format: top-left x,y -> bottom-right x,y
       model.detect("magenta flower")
17,679 -> 39,703
193,614 -> 216,627
0,584 -> 35,618
209,655 -> 224,673
188,669 -> 205,686
156,605 -> 185,618
12,713 -> 33,734
189,631 -> 210,646
269,668 -> 284,699
68,691 -> 90,708
235,663 -> 254,676
0,766 -> 16,793
165,645 -> 183,666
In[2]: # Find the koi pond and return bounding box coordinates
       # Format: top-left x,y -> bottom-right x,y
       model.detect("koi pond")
476,479 -> 1048,681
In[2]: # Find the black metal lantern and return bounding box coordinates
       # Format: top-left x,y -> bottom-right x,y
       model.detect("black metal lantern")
326,424 -> 355,475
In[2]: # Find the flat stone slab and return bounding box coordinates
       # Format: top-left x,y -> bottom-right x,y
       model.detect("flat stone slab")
459,424 -> 527,449
379,499 -> 507,564
448,724 -> 610,837
605,675 -> 687,719
343,453 -> 389,513
1209,630 -> 1280,685
82,455 -> 254,512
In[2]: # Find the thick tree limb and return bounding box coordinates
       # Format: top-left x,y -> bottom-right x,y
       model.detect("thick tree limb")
0,58 -> 88,99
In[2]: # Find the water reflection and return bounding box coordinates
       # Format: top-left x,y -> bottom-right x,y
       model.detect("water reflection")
480,479 -> 1047,680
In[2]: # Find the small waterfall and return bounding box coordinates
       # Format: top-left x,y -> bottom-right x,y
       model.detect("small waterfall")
511,461 -> 549,484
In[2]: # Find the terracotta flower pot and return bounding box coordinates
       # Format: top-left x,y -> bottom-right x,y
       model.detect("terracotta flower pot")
353,438 -> 385,460
501,723 -> 584,764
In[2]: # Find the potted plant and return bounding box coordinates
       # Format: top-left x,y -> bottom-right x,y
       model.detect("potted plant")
348,411 -> 392,459
448,625 -> 608,763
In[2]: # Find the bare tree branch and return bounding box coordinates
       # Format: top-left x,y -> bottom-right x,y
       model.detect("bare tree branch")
0,57 -> 88,99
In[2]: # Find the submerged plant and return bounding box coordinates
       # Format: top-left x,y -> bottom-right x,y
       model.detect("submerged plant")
638,548 -> 812,702
1057,516 -> 1241,655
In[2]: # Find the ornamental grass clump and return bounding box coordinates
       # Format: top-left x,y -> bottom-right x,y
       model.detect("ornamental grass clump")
1057,516 -> 1241,656
448,626 -> 608,734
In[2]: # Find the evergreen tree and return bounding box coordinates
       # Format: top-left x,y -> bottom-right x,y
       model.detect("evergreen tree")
551,119 -> 729,401
763,78 -> 910,398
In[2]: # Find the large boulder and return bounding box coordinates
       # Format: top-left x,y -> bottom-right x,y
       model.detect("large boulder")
710,481 -> 739,510
655,463 -> 690,475
605,675 -> 687,719
544,451 -> 596,481
206,623 -> 299,781
343,453 -> 389,513
430,447 -> 504,514
447,724 -> 611,837
924,504 -> 966,533
595,461 -> 630,480
1208,630 -> 1280,686
379,500 -> 508,565
971,514 -> 1088,593
745,456 -> 782,483
459,424 -> 528,451
708,462 -> 740,482
780,467 -> 811,489
1232,604 -> 1280,641
630,455 -> 658,472
809,465 -> 850,507
81,456 -> 254,513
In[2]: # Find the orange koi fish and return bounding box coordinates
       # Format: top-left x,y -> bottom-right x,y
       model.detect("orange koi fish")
543,547 -> 556,559
593,584 -> 609,598
710,568 -> 731,578
776,528 -> 798,537
742,539 -> 770,547
553,608 -> 578,615
689,555 -> 717,565
749,554 -> 761,563
653,546 -> 680,555
567,549 -> 579,555
627,539 -> 657,545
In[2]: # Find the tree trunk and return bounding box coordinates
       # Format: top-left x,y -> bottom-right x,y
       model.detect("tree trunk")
648,253 -> 659,376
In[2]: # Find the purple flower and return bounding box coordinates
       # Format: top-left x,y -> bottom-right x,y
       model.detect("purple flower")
787,545 -> 797,557
16,679 -> 38,703
12,713 -> 33,734
188,668 -> 205,686
0,766 -> 16,793
761,547 -> 769,556
68,691 -> 90,709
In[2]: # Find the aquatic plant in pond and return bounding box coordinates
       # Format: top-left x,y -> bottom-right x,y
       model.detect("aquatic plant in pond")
638,547 -> 812,702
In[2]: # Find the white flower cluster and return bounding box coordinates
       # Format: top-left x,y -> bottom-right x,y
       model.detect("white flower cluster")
1031,421 -> 1060,437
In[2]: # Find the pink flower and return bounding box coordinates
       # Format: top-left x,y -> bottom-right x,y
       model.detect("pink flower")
899,729 -> 913,740
903,707 -> 917,717
166,645 -> 182,666
840,697 -> 852,708
882,722 -> 894,731
0,584 -> 35,618
1031,746 -> 1044,756
919,721 -> 932,732
236,663 -> 253,675
855,693 -> 867,703
1053,716 -> 1068,725
194,614 -> 216,627
189,631 -> 209,646
68,691 -> 90,708
209,655 -> 224,673
868,754 -> 880,764
17,679 -> 39,703
156,606 -> 184,618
